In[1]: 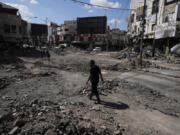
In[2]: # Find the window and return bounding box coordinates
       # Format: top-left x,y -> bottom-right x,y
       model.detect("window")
177,4 -> 180,21
65,28 -> 69,32
4,24 -> 10,33
136,16 -> 142,21
136,6 -> 144,21
165,16 -> 169,22
19,26 -> 22,34
131,14 -> 135,23
11,25 -> 17,33
152,24 -> 156,31
152,0 -> 159,14
134,25 -> 137,32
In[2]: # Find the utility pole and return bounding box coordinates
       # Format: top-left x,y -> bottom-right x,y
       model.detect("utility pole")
115,20 -> 117,29
140,0 -> 146,66
152,2 -> 158,57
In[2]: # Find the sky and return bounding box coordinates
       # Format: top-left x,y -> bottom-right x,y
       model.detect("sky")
0,0 -> 131,30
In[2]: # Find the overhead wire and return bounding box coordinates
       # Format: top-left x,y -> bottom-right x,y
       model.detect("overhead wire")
69,0 -> 134,11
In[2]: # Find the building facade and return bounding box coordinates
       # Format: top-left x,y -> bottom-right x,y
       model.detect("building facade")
128,0 -> 180,53
109,29 -> 128,50
127,0 -> 144,38
48,22 -> 59,45
0,2 -> 22,43
30,23 -> 48,46
155,0 -> 180,39
57,20 -> 77,42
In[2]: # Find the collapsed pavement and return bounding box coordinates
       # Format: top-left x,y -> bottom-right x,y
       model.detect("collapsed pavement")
0,48 -> 180,135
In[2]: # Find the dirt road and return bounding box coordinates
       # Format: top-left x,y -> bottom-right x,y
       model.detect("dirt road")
0,49 -> 180,135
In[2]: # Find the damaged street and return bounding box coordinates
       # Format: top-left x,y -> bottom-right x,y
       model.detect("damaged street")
0,47 -> 180,135
1,0 -> 180,135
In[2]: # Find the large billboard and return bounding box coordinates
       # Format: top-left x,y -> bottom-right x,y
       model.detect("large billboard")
77,16 -> 107,34
31,23 -> 48,36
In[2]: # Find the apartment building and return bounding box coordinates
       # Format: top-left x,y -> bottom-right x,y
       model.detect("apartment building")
57,20 -> 77,42
127,0 -> 144,38
128,0 -> 180,48
0,2 -> 22,43
155,0 -> 180,39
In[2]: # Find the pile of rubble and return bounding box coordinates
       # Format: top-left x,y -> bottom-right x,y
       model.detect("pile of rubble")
0,45 -> 42,65
0,78 -> 10,89
0,98 -> 123,135
79,79 -> 180,118
79,79 -> 134,96
109,45 -> 166,70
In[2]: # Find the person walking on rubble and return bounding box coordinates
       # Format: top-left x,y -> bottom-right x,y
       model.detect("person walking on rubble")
86,60 -> 104,104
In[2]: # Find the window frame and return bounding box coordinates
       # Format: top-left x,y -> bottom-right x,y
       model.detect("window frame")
19,26 -> 22,34
152,24 -> 156,31
152,0 -> 159,14
11,25 -> 17,33
4,24 -> 11,33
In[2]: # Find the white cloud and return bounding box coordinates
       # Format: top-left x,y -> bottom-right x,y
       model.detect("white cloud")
84,4 -> 94,13
90,0 -> 121,8
19,0 -> 38,4
84,4 -> 91,9
109,19 -> 122,24
30,0 -> 38,4
84,0 -> 121,13
88,9 -> 94,13
5,3 -> 33,20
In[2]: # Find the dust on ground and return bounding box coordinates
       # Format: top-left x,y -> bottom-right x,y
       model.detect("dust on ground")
0,48 -> 180,135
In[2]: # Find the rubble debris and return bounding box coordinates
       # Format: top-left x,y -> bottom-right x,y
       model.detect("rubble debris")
8,126 -> 20,135
0,99 -> 118,135
0,45 -> 180,135
0,78 -> 10,89
13,117 -> 26,127
80,78 -> 180,118
171,44 -> 180,56
0,111 -> 11,122
44,129 -> 57,135
38,71 -> 57,77
79,79 -> 129,96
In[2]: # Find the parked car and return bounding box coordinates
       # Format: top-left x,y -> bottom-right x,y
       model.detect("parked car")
59,43 -> 67,49
93,47 -> 102,52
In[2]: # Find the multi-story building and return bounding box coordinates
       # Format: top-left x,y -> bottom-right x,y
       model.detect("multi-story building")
155,0 -> 180,39
127,0 -> 144,39
0,2 -> 22,43
128,0 -> 180,54
48,22 -> 59,45
57,20 -> 77,42
30,23 -> 48,45
109,29 -> 128,50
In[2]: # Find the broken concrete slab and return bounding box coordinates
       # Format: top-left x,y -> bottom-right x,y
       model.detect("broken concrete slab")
8,126 -> 19,135
44,129 -> 57,135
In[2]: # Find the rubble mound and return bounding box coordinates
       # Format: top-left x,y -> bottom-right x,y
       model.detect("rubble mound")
79,79 -> 130,96
0,45 -> 42,65
0,78 -> 10,89
79,79 -> 180,117
0,99 -> 121,135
